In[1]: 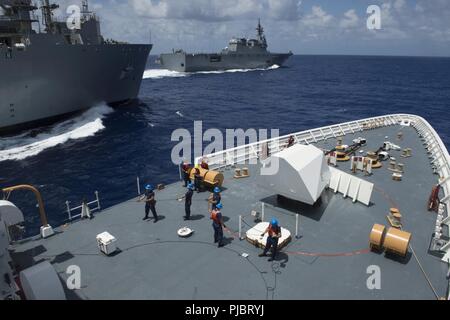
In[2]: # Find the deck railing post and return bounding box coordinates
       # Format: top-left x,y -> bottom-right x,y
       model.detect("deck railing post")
239,215 -> 242,240
95,191 -> 100,210
66,200 -> 72,221
261,203 -> 265,222
137,177 -> 141,196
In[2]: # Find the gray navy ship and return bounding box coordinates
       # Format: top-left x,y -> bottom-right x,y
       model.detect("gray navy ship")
0,0 -> 152,134
158,20 -> 293,72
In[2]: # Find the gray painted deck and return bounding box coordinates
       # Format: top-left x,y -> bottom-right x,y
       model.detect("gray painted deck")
10,124 -> 449,299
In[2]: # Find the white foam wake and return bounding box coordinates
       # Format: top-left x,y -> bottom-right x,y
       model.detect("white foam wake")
197,64 -> 280,74
0,104 -> 113,162
142,69 -> 187,79
143,64 -> 280,79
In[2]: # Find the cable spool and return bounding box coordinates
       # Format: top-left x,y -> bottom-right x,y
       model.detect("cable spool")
384,228 -> 411,257
369,224 -> 386,251
367,152 -> 382,168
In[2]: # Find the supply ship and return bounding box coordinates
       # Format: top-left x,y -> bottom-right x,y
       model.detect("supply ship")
0,0 -> 152,134
1,114 -> 449,300
157,20 -> 292,72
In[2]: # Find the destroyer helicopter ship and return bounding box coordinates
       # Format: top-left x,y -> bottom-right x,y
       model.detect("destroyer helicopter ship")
0,0 -> 152,134
1,114 -> 449,300
158,20 -> 293,72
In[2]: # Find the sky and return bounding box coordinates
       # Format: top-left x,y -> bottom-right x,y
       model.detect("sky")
51,0 -> 450,56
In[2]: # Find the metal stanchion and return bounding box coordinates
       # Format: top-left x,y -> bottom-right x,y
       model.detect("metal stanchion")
262,203 -> 265,222
239,215 -> 242,240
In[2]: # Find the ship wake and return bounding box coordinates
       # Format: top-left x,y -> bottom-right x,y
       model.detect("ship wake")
0,104 -> 113,162
143,64 -> 280,79
142,69 -> 188,79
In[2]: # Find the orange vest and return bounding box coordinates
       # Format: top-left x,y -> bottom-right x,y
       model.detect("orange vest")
267,225 -> 280,237
210,210 -> 221,224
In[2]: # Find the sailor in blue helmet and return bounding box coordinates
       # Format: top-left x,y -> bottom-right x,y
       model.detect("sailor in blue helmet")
182,183 -> 195,220
259,218 -> 282,261
208,186 -> 222,211
139,184 -> 158,222
210,202 -> 225,247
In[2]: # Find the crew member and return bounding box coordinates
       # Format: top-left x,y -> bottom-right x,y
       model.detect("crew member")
259,218 -> 282,261
139,184 -> 158,222
183,183 -> 194,220
200,159 -> 209,170
181,160 -> 192,187
286,135 -> 295,148
194,166 -> 203,193
211,203 -> 225,247
208,187 -> 221,211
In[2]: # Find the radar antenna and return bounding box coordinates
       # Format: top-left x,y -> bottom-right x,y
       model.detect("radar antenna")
40,0 -> 59,33
256,18 -> 267,48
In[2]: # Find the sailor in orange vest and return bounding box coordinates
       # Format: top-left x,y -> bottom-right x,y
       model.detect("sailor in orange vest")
259,218 -> 282,261
210,203 -> 225,247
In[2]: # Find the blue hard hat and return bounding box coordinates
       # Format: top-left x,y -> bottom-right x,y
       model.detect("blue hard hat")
216,203 -> 223,209
271,218 -> 278,226
187,183 -> 195,190
214,187 -> 221,193
145,184 -> 154,191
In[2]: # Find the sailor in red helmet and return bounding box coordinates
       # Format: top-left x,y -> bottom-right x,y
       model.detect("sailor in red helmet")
259,218 -> 282,261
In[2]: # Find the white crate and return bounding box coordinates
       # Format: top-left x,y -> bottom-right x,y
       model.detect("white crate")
96,231 -> 117,255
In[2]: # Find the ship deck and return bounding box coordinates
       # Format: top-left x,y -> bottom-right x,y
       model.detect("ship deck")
9,123 -> 450,299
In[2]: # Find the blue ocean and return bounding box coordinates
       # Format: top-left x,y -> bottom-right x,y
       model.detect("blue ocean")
1,55 -> 449,236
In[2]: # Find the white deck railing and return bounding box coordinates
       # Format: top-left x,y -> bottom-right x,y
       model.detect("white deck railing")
195,113 -> 450,260
65,191 -> 101,221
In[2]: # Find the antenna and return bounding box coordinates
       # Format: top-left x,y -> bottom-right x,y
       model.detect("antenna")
40,0 -> 59,33
82,0 -> 89,13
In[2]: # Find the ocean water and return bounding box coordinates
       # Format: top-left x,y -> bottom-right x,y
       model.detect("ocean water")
1,55 -> 449,236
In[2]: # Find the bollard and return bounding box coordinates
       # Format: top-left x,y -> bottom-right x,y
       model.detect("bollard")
295,214 -> 300,239
178,164 -> 182,181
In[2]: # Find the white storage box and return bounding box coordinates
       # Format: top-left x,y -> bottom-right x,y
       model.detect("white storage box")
96,231 -> 117,255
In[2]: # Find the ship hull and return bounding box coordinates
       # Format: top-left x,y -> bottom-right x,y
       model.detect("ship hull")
159,52 -> 292,72
0,38 -> 152,134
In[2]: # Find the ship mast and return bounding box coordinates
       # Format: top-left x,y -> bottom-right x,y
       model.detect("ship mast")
40,0 -> 59,33
256,18 -> 267,49
81,0 -> 92,22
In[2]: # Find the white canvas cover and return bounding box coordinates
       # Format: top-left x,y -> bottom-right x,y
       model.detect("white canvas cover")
261,144 -> 330,205
246,222 -> 292,249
